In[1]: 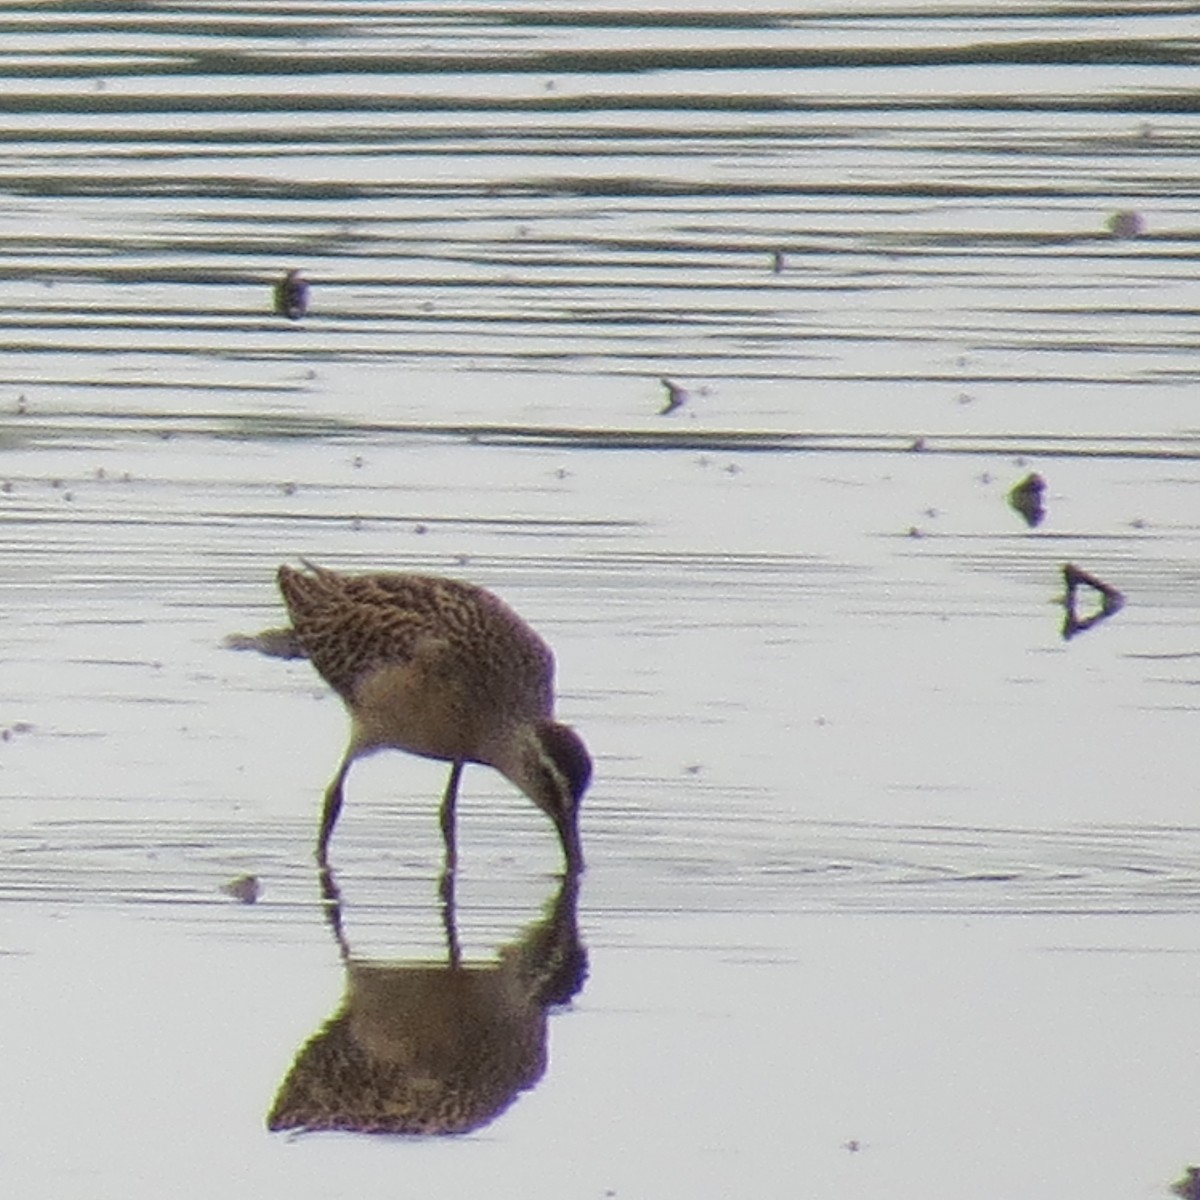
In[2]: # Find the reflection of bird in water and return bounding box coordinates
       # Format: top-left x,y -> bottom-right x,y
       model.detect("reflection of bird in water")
267,869 -> 586,1136
276,562 -> 592,871
659,377 -> 688,415
273,269 -> 309,320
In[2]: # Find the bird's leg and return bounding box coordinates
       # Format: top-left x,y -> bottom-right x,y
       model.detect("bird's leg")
439,760 -> 464,874
438,762 -> 464,965
318,863 -> 350,961
438,866 -> 462,969
316,753 -> 353,865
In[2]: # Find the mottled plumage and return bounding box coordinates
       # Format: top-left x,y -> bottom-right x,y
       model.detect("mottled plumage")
277,562 -> 591,871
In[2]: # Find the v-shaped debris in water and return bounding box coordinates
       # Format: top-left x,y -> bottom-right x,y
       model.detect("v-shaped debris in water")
1061,563 -> 1124,640
659,376 -> 688,415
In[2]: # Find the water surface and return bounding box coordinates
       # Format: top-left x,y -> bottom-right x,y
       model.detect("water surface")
1,4 -> 1199,1198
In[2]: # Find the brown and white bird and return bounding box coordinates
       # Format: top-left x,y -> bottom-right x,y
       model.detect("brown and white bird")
276,562 -> 591,873
274,269 -> 309,320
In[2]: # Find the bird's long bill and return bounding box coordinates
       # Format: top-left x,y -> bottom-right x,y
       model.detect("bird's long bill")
556,811 -> 585,875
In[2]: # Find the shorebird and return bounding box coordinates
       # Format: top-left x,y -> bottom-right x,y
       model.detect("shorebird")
276,562 -> 592,872
274,269 -> 309,320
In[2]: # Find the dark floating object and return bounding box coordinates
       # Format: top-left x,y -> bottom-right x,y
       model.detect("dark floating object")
659,377 -> 688,415
267,868 -> 586,1136
1061,562 -> 1124,641
1008,472 -> 1046,527
221,874 -> 261,904
273,268 -> 309,320
1106,209 -> 1145,239
1172,1166 -> 1200,1200
771,249 -> 785,274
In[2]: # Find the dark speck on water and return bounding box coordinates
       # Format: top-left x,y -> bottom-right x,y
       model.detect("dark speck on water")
1008,472 -> 1047,527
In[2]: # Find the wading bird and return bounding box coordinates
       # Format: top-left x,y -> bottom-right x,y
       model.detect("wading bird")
276,562 -> 591,872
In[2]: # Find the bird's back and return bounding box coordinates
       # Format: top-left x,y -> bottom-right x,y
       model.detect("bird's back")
277,564 -> 555,719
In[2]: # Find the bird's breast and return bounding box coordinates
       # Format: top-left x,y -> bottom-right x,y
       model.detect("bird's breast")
349,661 -> 488,762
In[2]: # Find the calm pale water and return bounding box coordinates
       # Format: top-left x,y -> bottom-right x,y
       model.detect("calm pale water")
1,4 -> 1199,1198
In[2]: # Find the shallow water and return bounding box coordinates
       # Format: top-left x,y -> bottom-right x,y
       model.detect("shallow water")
1,4 -> 1199,1198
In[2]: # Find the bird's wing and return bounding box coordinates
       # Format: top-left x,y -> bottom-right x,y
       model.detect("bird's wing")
293,601 -> 441,702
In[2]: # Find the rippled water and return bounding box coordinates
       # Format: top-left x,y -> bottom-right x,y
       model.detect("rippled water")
1,4 -> 1199,1199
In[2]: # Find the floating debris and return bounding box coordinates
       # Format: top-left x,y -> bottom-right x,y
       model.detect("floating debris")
771,249 -> 786,274
274,268 -> 309,320
1,721 -> 34,742
1061,563 -> 1124,640
223,626 -> 307,659
1008,472 -> 1046,527
659,377 -> 688,415
1106,209 -> 1145,239
1172,1166 -> 1200,1200
221,874 -> 261,904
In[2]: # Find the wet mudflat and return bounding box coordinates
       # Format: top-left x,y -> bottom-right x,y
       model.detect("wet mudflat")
1,4 -> 1200,1199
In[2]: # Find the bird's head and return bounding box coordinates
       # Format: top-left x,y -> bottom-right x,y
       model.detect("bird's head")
505,720 -> 592,874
